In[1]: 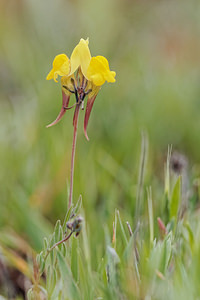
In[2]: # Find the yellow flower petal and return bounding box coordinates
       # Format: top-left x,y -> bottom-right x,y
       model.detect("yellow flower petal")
70,38 -> 91,78
46,54 -> 70,82
87,56 -> 116,86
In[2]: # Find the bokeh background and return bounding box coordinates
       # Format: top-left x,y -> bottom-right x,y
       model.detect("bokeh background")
0,0 -> 200,297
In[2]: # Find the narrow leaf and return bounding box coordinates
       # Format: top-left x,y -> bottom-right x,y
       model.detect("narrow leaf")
170,176 -> 181,220
47,265 -> 57,296
185,222 -> 194,253
54,220 -> 61,242
63,205 -> 74,229
159,234 -> 172,274
43,237 -> 49,251
71,236 -> 78,282
116,210 -> 128,246
49,232 -> 55,265
147,187 -> 154,244
73,195 -> 82,215
57,250 -> 80,299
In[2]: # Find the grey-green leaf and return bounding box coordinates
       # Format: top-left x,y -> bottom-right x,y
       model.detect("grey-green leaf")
57,250 -> 80,299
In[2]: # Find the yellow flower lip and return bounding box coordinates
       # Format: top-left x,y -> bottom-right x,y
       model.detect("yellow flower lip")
46,54 -> 70,82
87,56 -> 116,86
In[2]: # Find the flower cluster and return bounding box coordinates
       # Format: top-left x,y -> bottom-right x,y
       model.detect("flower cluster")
46,38 -> 116,140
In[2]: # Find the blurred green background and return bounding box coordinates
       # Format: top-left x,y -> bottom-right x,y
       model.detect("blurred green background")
0,0 -> 200,263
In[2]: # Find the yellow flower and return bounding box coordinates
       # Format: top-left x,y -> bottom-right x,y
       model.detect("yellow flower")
46,38 -> 116,87
46,38 -> 116,139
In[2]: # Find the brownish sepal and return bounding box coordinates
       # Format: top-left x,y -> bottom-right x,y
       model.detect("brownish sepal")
46,91 -> 70,128
84,95 -> 97,140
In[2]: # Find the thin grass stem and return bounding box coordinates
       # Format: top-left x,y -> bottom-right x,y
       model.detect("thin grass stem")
135,131 -> 148,227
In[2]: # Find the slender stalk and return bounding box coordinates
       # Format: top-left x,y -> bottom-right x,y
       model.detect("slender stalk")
49,232 -> 72,251
68,104 -> 81,209
44,232 -> 73,260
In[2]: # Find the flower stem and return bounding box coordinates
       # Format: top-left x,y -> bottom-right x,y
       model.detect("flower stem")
44,231 -> 73,260
68,104 -> 81,209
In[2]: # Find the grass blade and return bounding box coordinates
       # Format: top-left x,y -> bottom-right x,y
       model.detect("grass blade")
170,176 -> 181,221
